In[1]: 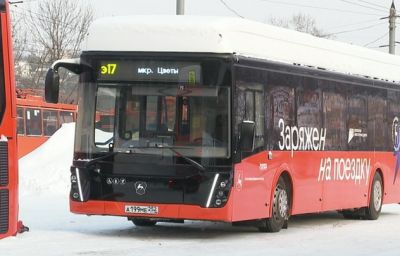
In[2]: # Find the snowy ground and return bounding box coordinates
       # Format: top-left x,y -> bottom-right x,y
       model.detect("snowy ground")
1,123 -> 400,255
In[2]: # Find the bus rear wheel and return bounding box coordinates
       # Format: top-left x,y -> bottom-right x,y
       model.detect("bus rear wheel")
364,172 -> 383,220
259,177 -> 289,232
131,218 -> 157,227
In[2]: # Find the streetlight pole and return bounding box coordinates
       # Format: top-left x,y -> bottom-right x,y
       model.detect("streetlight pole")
177,0 -> 184,15
389,1 -> 397,54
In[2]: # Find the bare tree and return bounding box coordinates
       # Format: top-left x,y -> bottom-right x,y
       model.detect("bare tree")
10,8 -> 31,87
11,10 -> 27,64
269,13 -> 333,39
22,0 -> 94,103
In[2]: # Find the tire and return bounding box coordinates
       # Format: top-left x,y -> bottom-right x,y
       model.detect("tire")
364,172 -> 383,220
132,218 -> 157,227
259,177 -> 290,232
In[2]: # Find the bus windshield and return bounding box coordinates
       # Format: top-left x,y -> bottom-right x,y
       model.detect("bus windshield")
94,83 -> 230,158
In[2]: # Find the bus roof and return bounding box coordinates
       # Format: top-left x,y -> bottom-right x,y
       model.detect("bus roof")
84,15 -> 400,83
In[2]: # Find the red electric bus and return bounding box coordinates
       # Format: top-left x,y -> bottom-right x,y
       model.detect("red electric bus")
45,16 -> 400,232
16,89 -> 77,158
0,0 -> 19,239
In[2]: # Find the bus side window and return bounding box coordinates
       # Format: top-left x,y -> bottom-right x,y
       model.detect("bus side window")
266,72 -> 296,150
367,89 -> 387,151
245,91 -> 255,121
60,111 -> 74,126
43,110 -> 58,136
347,90 -> 368,150
322,83 -> 347,150
26,108 -> 42,136
244,90 -> 264,149
387,91 -> 400,151
17,107 -> 25,135
297,78 -> 322,130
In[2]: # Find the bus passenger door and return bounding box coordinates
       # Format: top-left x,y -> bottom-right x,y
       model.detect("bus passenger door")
231,67 -> 269,221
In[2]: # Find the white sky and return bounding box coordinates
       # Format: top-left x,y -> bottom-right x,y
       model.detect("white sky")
12,0 -> 400,55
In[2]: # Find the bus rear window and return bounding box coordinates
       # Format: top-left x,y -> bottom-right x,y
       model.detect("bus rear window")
43,110 -> 58,136
26,108 -> 42,136
17,107 -> 24,135
60,111 -> 74,125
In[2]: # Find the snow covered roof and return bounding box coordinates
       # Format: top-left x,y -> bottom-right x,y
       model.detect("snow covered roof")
84,15 -> 400,83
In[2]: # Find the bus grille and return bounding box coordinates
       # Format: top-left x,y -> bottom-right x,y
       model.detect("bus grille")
0,189 -> 8,234
0,141 -> 8,186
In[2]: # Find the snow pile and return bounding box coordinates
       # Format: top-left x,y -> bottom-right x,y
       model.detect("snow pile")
19,123 -> 75,196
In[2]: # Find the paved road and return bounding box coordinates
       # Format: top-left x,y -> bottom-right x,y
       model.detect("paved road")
1,195 -> 399,256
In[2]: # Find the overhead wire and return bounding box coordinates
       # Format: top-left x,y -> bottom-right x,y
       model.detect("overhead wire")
326,18 -> 381,30
325,21 -> 386,36
11,0 -> 396,54
363,31 -> 389,47
259,0 -> 383,16
338,0 -> 387,14
358,0 -> 388,11
219,0 -> 244,18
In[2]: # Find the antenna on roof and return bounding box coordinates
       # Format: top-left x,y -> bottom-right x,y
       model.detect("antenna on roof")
177,0 -> 184,15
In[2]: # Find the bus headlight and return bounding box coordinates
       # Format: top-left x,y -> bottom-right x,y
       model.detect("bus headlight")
206,174 -> 231,208
220,181 -> 227,188
70,167 -> 91,202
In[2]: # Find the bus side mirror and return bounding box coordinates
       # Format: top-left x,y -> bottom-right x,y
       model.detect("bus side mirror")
45,68 -> 60,103
239,121 -> 255,152
44,58 -> 92,104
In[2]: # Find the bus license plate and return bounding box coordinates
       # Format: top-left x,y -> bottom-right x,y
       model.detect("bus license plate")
125,205 -> 158,215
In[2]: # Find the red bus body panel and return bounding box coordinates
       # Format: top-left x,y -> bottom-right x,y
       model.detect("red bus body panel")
71,149 -> 400,223
0,0 -> 18,239
17,136 -> 47,158
16,95 -> 77,158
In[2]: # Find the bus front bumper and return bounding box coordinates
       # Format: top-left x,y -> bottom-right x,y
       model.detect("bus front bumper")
70,199 -> 233,222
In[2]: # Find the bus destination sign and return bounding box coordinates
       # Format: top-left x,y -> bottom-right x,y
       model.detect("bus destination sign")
98,60 -> 202,84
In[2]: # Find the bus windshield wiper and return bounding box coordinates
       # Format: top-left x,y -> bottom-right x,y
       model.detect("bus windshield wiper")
156,145 -> 206,174
127,145 -> 206,174
84,151 -> 118,168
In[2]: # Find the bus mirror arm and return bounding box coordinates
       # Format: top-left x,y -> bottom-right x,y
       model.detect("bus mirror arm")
45,58 -> 92,104
51,58 -> 92,74
239,121 -> 255,153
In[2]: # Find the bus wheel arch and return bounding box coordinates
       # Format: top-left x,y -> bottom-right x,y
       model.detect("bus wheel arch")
259,171 -> 293,232
367,168 -> 385,205
365,169 -> 384,220
279,171 -> 293,216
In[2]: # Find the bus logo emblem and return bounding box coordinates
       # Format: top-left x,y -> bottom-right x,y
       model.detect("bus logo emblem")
134,181 -> 147,195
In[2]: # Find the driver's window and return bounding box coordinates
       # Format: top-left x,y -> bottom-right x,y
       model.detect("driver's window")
94,87 -> 116,148
235,66 -> 265,151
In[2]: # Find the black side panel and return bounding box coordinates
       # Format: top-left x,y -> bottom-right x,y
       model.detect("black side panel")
0,0 -> 4,12
0,189 -> 8,234
0,141 -> 8,186
0,141 -> 8,187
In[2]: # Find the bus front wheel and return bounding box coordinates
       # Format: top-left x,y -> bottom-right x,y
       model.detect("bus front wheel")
259,177 -> 289,232
131,218 -> 157,227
